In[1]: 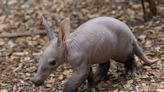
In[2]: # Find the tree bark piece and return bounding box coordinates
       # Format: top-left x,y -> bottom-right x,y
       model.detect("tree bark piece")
141,0 -> 157,22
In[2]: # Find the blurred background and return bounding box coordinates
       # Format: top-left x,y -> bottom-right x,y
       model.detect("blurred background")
0,0 -> 163,92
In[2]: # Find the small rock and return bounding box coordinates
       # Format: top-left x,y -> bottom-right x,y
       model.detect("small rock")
46,84 -> 52,88
8,0 -> 17,5
151,79 -> 155,83
138,35 -> 146,40
0,41 -> 5,46
13,52 -> 25,56
28,66 -> 36,72
113,89 -> 119,92
23,57 -> 31,61
8,41 -> 16,48
0,89 -> 8,92
123,84 -> 131,89
157,89 -> 164,92
63,70 -> 72,77
0,24 -> 7,32
127,79 -> 133,84
25,73 -> 30,76
143,66 -> 151,70
58,75 -> 64,80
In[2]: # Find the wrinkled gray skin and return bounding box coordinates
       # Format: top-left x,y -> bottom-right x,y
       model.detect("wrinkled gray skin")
32,17 -> 157,92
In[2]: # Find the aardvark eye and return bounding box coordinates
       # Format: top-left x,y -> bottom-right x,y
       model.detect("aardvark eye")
48,59 -> 56,65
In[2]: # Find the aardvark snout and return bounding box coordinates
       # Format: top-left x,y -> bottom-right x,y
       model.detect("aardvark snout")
32,76 -> 44,86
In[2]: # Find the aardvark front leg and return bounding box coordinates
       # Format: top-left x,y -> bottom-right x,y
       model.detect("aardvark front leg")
63,63 -> 90,92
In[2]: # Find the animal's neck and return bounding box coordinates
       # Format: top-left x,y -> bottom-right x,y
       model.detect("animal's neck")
64,35 -> 80,62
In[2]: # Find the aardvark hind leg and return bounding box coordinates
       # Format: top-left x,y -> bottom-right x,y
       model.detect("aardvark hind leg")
124,56 -> 137,78
95,61 -> 110,83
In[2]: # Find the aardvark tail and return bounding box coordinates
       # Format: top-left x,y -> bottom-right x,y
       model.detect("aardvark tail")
133,40 -> 157,65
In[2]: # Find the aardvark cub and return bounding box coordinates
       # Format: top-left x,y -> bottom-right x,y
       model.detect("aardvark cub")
32,16 -> 157,92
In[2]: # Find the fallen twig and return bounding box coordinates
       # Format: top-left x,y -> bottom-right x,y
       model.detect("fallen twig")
0,31 -> 47,38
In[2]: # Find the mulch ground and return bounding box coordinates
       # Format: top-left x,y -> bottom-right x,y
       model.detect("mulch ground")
0,0 -> 163,92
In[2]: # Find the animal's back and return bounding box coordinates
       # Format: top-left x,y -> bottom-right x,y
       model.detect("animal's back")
70,17 -> 136,64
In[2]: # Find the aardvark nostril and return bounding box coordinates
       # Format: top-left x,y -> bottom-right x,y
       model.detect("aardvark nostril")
31,77 -> 44,86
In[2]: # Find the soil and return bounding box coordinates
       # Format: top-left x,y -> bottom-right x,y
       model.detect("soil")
0,0 -> 163,92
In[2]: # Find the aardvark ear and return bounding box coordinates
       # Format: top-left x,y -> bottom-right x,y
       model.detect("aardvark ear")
58,18 -> 71,44
42,16 -> 56,41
